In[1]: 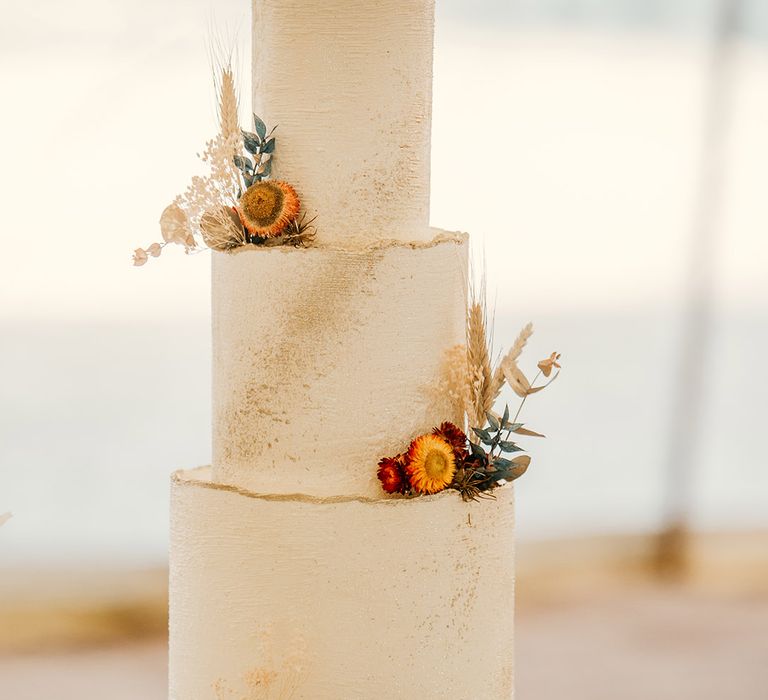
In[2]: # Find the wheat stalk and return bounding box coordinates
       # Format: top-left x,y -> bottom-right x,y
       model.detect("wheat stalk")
466,301 -> 494,430
218,66 -> 240,141
491,321 -> 533,399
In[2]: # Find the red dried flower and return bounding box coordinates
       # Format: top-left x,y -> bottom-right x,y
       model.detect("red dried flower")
432,421 -> 469,461
377,455 -> 408,494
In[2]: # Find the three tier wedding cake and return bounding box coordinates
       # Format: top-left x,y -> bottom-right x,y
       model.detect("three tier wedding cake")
137,1 -> 562,697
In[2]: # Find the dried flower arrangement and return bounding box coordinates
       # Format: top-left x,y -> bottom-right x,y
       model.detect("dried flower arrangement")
377,287 -> 561,502
133,66 -> 315,266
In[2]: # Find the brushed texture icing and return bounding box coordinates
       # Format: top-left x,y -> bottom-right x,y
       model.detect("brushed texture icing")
211,232 -> 468,498
169,467 -> 515,700
252,0 -> 435,243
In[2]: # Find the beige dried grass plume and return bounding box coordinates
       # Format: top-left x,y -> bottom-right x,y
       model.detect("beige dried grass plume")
434,343 -> 471,424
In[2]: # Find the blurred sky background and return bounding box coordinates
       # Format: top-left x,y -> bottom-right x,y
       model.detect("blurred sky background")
1,0 -> 767,568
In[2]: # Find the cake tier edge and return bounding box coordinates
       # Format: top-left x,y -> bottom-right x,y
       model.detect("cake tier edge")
169,466 -> 515,700
212,230 -> 469,498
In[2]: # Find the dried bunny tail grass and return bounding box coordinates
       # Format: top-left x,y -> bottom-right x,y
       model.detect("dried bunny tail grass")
491,321 -> 534,399
466,299 -> 494,431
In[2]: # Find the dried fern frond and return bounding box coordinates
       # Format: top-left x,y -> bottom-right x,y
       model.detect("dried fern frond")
491,322 -> 533,399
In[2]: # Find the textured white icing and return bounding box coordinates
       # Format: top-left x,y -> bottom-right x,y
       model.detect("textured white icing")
169,467 -> 515,699
211,232 -> 468,498
252,0 -> 435,243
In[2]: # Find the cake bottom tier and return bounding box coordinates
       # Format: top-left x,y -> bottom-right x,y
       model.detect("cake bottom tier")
169,467 -> 515,699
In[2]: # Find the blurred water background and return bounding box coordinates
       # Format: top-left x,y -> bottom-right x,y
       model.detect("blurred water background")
1,0 -> 767,568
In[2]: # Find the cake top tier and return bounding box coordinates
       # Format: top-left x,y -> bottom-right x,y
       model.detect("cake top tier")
252,0 -> 435,244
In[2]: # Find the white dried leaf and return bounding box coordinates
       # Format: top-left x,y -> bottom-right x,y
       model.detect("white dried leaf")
160,203 -> 192,246
501,358 -> 530,398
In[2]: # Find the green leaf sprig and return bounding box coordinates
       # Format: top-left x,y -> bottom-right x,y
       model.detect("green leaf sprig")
234,113 -> 277,189
468,404 -> 534,489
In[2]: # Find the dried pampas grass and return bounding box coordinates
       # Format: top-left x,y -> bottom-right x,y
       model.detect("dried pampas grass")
434,344 -> 471,424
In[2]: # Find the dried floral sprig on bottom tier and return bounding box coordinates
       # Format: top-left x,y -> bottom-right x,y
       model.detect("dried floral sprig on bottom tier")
377,372 -> 556,502
134,65 -> 316,266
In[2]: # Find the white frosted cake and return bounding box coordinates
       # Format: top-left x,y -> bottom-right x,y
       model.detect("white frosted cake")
167,1 -> 519,697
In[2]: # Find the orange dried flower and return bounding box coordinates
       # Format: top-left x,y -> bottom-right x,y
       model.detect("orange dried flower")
405,434 -> 456,495
432,421 -> 469,460
237,181 -> 300,238
377,455 -> 408,494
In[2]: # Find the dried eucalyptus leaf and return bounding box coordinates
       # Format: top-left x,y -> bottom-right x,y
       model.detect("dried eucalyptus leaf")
472,427 -> 492,441
486,412 -> 500,431
507,455 -> 531,481
262,137 -> 276,154
499,440 -> 523,453
242,130 -> 261,155
469,442 -> 486,458
233,155 -> 253,172
513,426 -> 546,438
253,114 -> 267,140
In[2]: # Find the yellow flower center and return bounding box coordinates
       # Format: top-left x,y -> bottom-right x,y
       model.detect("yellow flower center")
424,449 -> 449,480
240,182 -> 285,227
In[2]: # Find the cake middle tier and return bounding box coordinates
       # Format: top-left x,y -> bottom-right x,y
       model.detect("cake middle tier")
212,231 -> 468,497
